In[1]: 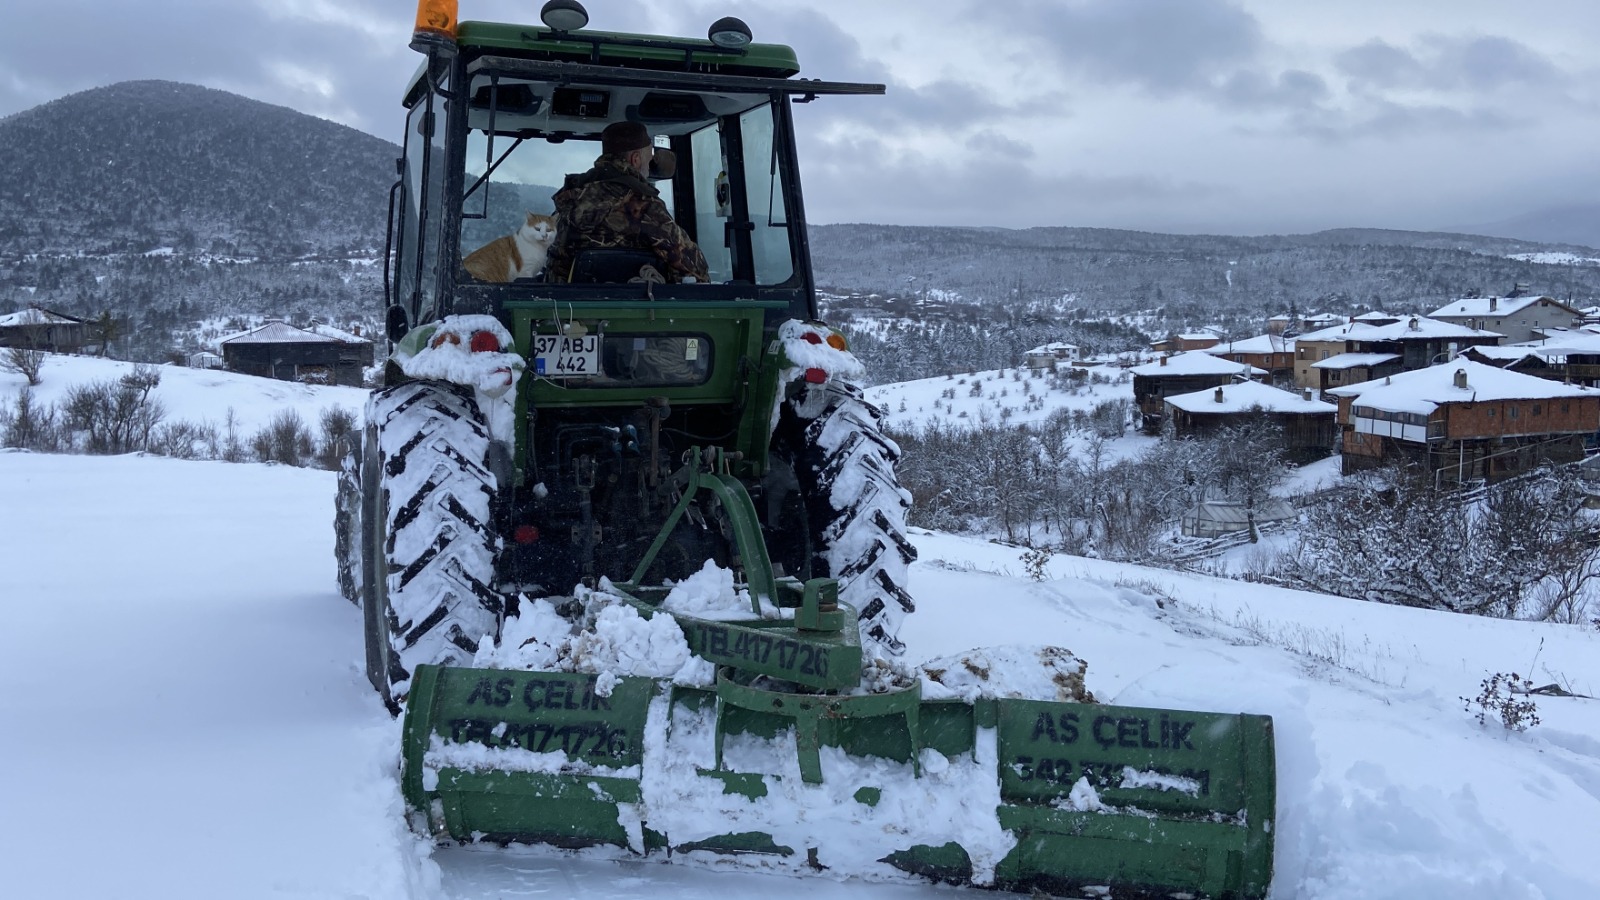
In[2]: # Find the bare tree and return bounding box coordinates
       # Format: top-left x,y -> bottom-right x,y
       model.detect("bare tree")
2,345 -> 46,386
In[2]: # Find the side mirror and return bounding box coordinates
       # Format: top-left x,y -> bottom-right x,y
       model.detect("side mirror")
648,147 -> 677,181
386,305 -> 411,343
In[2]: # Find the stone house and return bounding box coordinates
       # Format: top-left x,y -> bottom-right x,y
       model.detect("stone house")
1427,290 -> 1581,344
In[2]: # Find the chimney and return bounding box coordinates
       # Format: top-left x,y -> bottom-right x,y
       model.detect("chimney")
1303,387 -> 1313,401
1408,316 -> 1420,331
1454,368 -> 1468,389
1159,355 -> 1167,366
1489,297 -> 1498,312
1214,386 -> 1226,403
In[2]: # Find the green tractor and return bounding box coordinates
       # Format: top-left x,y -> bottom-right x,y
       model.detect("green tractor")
334,2 -> 1277,896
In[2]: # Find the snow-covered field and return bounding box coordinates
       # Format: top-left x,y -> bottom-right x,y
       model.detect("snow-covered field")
3,449 -> 1599,899
1,353 -> 367,437
865,364 -> 1134,433
3,353 -> 1599,898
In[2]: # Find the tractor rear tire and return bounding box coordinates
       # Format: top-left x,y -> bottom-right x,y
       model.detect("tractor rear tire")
364,380 -> 504,707
776,381 -> 917,656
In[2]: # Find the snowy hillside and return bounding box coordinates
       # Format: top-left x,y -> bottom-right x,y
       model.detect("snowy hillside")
3,447 -> 1598,898
866,364 -> 1136,433
1,353 -> 366,437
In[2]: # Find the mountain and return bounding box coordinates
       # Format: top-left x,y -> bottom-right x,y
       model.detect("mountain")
1453,203 -> 1600,250
809,223 -> 1600,319
0,80 -> 397,257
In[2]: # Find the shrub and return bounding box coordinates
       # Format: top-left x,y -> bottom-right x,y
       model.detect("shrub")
1462,672 -> 1540,732
252,409 -> 315,466
315,406 -> 359,470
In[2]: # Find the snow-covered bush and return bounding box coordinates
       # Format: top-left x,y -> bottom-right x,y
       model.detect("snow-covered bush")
1462,672 -> 1541,732
251,409 -> 314,466
1284,463 -> 1600,620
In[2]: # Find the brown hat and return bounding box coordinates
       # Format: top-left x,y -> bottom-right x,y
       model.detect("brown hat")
601,121 -> 651,156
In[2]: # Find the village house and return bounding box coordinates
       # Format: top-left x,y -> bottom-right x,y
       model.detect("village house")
1205,333 -> 1295,385
0,307 -> 89,353
1427,289 -> 1581,344
1163,379 -> 1338,462
1325,360 -> 1600,483
1130,351 -> 1265,434
1461,330 -> 1600,386
1292,316 -> 1502,390
219,321 -> 374,386
1150,332 -> 1221,354
1024,342 -> 1080,369
1350,310 -> 1403,327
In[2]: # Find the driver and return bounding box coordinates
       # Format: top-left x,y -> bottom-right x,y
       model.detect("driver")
547,121 -> 709,284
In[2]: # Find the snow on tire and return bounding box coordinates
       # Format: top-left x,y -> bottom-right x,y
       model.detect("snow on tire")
370,380 -> 504,701
333,435 -> 363,606
799,381 -> 917,656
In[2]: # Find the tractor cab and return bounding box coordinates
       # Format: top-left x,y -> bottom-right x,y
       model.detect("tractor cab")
387,3 -> 882,342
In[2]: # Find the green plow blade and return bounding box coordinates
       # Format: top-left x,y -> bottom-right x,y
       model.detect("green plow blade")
402,665 -> 1275,897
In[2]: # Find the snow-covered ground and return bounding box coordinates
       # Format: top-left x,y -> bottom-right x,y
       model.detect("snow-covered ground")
1,353 -> 367,436
865,363 -> 1134,433
4,449 -> 1599,899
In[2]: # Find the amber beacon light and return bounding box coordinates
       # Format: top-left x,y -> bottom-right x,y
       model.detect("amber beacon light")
411,0 -> 460,54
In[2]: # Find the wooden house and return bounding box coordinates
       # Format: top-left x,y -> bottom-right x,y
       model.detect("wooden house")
1163,380 -> 1338,462
1205,334 -> 1295,385
1326,360 -> 1600,483
1292,316 -> 1501,389
1130,351 -> 1265,434
0,307 -> 88,353
220,321 -> 374,386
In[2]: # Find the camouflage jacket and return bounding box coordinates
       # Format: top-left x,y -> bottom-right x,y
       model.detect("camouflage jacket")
547,156 -> 709,283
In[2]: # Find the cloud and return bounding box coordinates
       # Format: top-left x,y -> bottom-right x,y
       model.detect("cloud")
1012,0 -> 1264,95
796,130 -> 1225,228
1217,69 -> 1331,111
1337,34 -> 1565,94
0,1 -> 417,137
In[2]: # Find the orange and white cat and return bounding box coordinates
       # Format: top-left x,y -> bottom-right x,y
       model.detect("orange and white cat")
462,212 -> 556,282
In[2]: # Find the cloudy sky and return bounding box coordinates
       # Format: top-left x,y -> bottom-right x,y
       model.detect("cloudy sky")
4,0 -> 1598,235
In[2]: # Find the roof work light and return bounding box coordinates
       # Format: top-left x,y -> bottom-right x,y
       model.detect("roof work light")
708,16 -> 753,49
541,0 -> 590,32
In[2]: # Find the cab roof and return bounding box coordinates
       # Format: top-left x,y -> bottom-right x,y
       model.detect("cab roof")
404,22 -> 802,101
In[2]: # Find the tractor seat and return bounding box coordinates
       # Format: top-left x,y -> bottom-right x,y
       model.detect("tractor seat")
568,249 -> 661,284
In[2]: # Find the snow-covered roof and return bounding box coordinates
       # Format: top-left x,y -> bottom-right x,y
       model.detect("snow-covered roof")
1296,316 -> 1500,343
1427,296 -> 1557,319
1026,342 -> 1078,354
1297,321 -> 1376,342
1311,352 -> 1400,370
306,323 -> 369,344
1325,359 -> 1599,415
1165,379 -> 1336,414
1130,351 -> 1266,378
1187,499 -> 1296,525
1177,332 -> 1219,341
219,321 -> 344,345
1463,345 -> 1546,363
1205,334 -> 1292,355
1351,310 -> 1401,322
0,308 -> 81,327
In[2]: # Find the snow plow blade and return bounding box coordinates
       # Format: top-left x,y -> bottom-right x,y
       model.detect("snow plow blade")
401,663 -> 1275,897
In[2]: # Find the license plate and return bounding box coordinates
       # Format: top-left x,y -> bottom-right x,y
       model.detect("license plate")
532,334 -> 600,377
